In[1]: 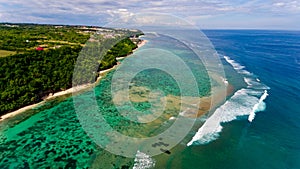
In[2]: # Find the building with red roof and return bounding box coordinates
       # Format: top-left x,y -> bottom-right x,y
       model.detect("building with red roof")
36,47 -> 44,51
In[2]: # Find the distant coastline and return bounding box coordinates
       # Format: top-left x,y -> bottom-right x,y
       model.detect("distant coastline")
0,39 -> 147,122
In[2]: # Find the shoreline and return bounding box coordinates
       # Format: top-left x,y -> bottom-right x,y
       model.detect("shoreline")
116,40 -> 148,61
0,39 -> 147,122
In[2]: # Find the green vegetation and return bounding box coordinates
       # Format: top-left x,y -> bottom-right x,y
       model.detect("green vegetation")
100,38 -> 138,69
0,23 -> 142,116
0,24 -> 90,51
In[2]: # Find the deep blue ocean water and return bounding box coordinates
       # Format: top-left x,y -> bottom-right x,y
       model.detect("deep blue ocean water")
179,30 -> 300,169
0,30 -> 299,169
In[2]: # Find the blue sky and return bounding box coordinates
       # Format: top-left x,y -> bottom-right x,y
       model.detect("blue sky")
0,0 -> 299,30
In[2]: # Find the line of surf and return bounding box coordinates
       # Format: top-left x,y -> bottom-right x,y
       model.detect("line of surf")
187,55 -> 269,146
248,90 -> 268,122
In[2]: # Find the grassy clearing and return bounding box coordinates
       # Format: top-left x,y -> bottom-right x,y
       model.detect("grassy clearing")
0,50 -> 16,57
37,40 -> 81,45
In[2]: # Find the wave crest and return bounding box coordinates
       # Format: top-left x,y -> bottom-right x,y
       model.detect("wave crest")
187,56 -> 270,146
248,90 -> 268,122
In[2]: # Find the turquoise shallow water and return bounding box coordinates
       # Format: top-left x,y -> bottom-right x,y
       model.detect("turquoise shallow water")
176,30 -> 300,169
0,97 -> 98,168
1,30 -> 299,169
0,33 -> 212,168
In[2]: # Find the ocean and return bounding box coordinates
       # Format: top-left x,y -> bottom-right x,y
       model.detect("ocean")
181,30 -> 300,169
0,30 -> 299,169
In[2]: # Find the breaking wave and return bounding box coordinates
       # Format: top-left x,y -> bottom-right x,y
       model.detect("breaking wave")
133,151 -> 156,169
187,56 -> 270,146
248,90 -> 268,122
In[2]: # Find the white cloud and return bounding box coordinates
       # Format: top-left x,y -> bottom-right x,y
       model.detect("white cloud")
272,0 -> 300,13
107,8 -> 133,16
274,2 -> 285,7
0,0 -> 299,29
106,8 -> 135,23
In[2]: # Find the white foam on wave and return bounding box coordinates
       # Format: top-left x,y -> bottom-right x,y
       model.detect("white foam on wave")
244,77 -> 270,90
224,56 -> 270,121
224,56 -> 252,75
133,150 -> 156,169
244,77 -> 252,86
224,56 -> 269,90
248,90 -> 268,122
244,77 -> 262,87
187,56 -> 270,146
187,89 -> 267,146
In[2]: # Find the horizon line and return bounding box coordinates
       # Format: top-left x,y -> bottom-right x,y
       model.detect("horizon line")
1,22 -> 299,32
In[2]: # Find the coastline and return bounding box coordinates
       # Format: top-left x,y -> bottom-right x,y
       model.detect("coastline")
116,40 -> 147,61
0,38 -> 231,124
0,39 -> 147,122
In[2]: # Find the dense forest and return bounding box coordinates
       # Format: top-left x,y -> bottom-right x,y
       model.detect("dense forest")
0,23 -> 142,116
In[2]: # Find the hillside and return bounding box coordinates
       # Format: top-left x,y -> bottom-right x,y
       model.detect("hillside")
0,23 -> 143,115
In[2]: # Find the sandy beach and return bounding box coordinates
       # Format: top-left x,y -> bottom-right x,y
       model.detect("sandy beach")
137,39 -> 148,48
116,40 -> 148,61
0,39 -> 147,122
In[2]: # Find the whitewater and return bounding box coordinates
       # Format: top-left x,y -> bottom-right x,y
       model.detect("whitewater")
187,55 -> 270,146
